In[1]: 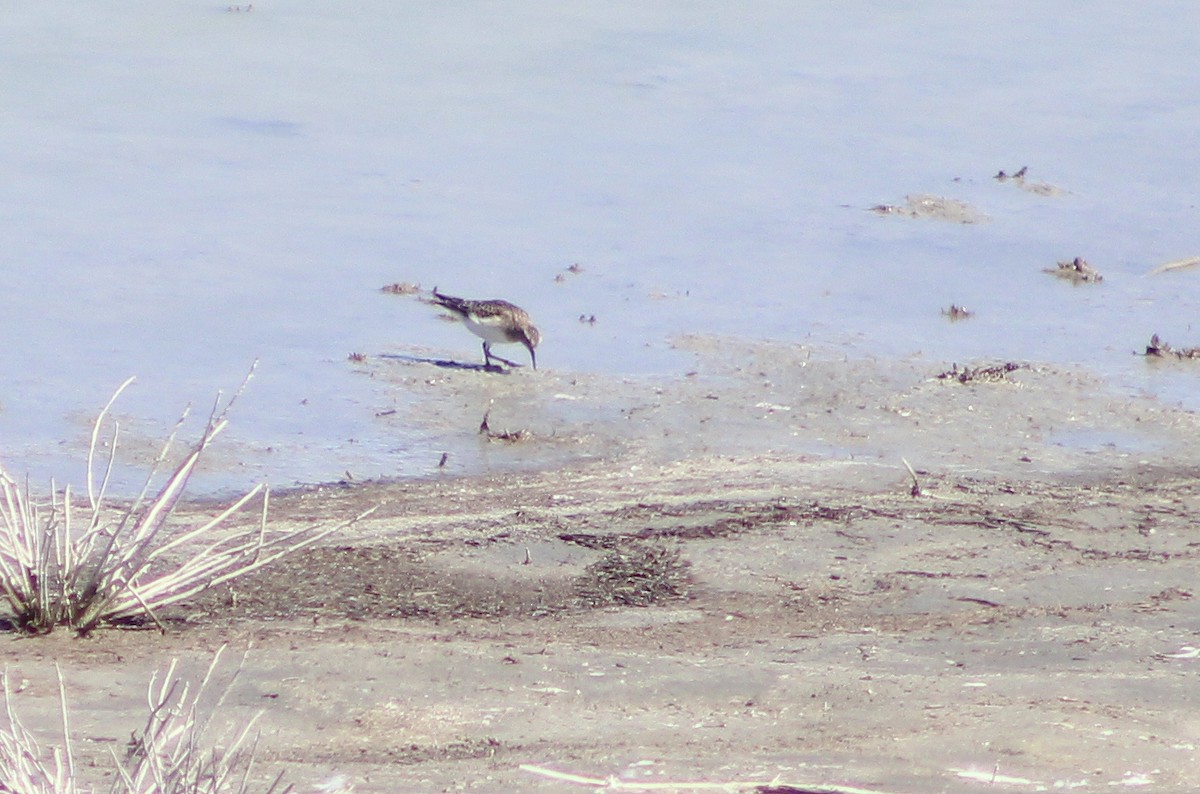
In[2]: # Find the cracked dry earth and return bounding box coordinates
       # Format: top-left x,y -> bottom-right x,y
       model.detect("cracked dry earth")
4,345 -> 1200,792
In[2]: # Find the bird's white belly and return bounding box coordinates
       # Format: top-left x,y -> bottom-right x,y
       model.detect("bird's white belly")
464,315 -> 515,345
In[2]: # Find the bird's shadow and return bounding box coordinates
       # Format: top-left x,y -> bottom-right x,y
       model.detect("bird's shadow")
377,353 -> 518,374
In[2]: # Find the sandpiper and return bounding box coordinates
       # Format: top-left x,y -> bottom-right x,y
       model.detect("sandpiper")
431,288 -> 541,370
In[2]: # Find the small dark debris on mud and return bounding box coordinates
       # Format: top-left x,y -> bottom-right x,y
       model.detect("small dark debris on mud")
941,304 -> 973,321
392,737 -> 502,765
756,786 -> 871,794
554,263 -> 586,283
994,165 -> 1029,181
559,533 -> 619,550
1045,256 -> 1103,283
869,194 -> 987,223
380,282 -> 421,295
575,544 -> 692,608
993,166 -> 1064,196
491,430 -> 529,442
559,502 -> 860,551
1137,587 -> 1194,613
295,736 -> 502,767
937,362 -> 1027,384
1145,334 -> 1200,360
187,539 -> 693,621
479,410 -> 530,442
179,544 -> 577,622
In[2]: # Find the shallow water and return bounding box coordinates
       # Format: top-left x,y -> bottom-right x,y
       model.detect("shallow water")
2,3 -> 1198,494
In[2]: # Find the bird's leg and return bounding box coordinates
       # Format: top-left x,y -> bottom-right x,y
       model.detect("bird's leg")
482,341 -> 519,369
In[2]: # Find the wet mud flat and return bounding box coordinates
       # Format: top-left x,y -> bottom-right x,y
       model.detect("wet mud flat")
5,339 -> 1200,792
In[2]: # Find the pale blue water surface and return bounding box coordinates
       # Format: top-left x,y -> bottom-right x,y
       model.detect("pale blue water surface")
2,3 -> 1198,494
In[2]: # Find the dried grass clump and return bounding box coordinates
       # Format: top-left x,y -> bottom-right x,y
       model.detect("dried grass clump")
112,647 -> 290,794
0,649 -> 293,794
0,668 -> 79,793
0,372 -> 371,635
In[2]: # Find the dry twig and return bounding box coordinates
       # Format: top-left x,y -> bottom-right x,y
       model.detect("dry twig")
0,649 -> 294,793
519,763 -> 899,793
1146,256 -> 1200,276
0,666 -> 78,793
901,458 -> 922,498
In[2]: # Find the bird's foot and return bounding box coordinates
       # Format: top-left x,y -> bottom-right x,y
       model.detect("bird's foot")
486,354 -> 523,369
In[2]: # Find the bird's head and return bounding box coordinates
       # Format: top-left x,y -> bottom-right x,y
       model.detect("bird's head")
521,324 -> 541,370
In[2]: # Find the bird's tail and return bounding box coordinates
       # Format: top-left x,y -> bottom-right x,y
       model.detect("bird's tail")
430,287 -> 469,316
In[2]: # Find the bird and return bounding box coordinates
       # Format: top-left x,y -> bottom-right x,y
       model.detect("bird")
430,288 -> 541,370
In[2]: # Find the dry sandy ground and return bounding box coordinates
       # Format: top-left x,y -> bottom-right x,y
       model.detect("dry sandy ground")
5,338 -> 1200,792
